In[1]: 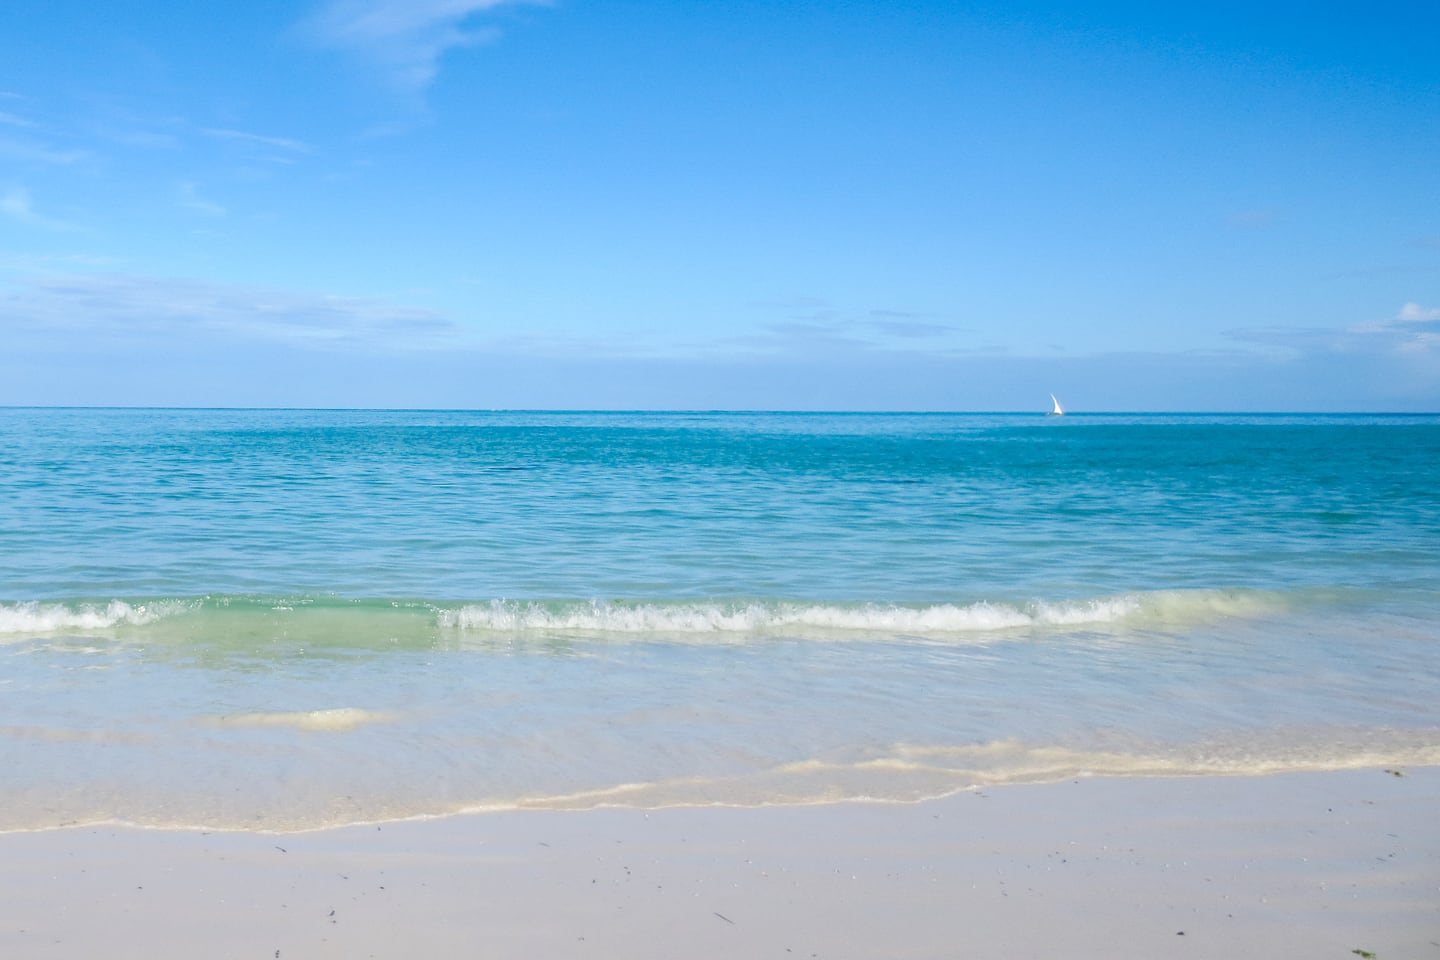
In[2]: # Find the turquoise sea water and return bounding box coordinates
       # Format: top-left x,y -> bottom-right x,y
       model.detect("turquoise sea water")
2,409 -> 1439,831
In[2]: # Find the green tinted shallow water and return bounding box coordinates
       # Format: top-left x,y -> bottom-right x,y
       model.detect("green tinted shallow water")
2,410 -> 1438,830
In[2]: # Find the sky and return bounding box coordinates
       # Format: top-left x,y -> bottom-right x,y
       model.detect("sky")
1,0 -> 1437,411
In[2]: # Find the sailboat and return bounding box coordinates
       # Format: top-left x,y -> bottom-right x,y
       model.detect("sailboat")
1048,394 -> 1065,416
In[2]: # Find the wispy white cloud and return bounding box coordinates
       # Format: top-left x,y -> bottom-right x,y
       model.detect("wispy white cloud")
0,97 -> 92,165
109,128 -> 183,150
864,311 -> 957,340
1231,303 -> 1440,369
1345,302 -> 1440,337
0,187 -> 76,231
720,300 -> 963,356
177,182 -> 226,217
0,135 -> 87,166
1396,302 -> 1440,324
758,318 -> 874,351
77,96 -> 189,150
304,0 -> 538,92
201,127 -> 312,154
1380,303 -> 1440,357
1225,325 -> 1340,357
0,271 -> 462,350
0,252 -> 122,272
483,330 -> 682,360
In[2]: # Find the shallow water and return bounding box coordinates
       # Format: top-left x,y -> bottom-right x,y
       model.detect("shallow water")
2,409 -> 1438,830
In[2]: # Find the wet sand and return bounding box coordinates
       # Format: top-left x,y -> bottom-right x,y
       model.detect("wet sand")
2,768 -> 1436,959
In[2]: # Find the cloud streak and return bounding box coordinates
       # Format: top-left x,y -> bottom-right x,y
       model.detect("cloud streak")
1228,303 -> 1440,377
0,134 -> 87,166
0,271 -> 462,350
0,188 -> 76,231
720,300 -> 965,357
305,0 -> 538,92
1396,302 -> 1440,324
201,127 -> 312,154
177,182 -> 226,217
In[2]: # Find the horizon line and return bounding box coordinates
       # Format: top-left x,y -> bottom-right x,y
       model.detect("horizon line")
2,406 -> 1437,416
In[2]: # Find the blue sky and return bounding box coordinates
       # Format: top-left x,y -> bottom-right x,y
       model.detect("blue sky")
1,0 -> 1437,410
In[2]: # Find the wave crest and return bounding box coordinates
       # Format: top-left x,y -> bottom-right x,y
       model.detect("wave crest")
0,589 -> 1290,642
0,600 -> 184,635
437,596 -> 1149,635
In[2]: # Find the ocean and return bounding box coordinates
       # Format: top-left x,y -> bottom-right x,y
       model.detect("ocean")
2,408 -> 1438,832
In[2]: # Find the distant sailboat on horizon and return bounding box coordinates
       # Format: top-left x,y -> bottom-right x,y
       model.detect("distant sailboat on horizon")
1048,393 -> 1065,416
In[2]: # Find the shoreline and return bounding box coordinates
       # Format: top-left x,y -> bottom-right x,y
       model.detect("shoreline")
3,768 -> 1436,959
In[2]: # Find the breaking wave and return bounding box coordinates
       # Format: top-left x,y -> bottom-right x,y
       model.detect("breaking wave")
0,599 -> 190,635
435,589 -> 1287,636
0,588 -> 1297,643
437,598 -> 1137,634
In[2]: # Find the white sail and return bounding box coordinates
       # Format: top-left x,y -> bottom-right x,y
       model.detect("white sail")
1049,393 -> 1065,416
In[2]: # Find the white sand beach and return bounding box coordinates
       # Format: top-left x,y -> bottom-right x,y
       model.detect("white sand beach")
2,767 -> 1435,959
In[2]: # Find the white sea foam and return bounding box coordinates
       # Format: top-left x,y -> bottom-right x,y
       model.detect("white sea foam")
437,596 -> 1152,635
205,708 -> 399,732
0,600 -> 182,635
509,736 -> 1440,812
0,589 -> 1284,642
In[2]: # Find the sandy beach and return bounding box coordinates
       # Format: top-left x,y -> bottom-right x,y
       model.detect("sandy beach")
2,767 -> 1435,959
